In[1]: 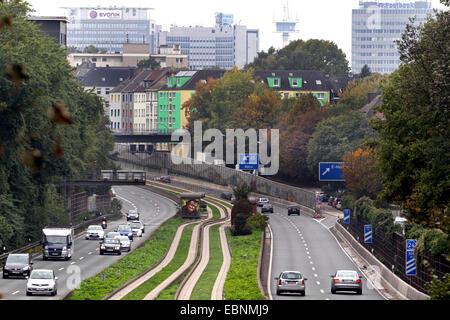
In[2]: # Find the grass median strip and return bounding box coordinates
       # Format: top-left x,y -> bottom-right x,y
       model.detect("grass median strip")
190,224 -> 223,300
121,224 -> 197,300
223,229 -> 264,300
68,216 -> 185,300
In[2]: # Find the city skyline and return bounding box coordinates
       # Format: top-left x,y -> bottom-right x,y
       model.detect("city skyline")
26,0 -> 446,69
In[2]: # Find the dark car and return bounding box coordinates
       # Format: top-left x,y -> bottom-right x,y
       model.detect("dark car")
2,253 -> 33,279
287,205 -> 300,216
160,176 -> 171,183
220,192 -> 233,201
261,203 -> 274,213
99,238 -> 122,255
126,209 -> 139,221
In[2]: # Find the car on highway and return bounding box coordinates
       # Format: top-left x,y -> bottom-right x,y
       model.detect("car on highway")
220,192 -> 233,201
330,270 -> 362,294
130,221 -> 144,237
85,225 -> 105,240
99,238 -> 122,255
26,269 -> 58,296
116,224 -> 134,241
275,271 -> 307,296
2,253 -> 33,279
257,198 -> 269,207
116,236 -> 132,252
287,205 -> 301,216
261,203 -> 274,213
105,231 -> 121,239
127,209 -> 140,221
160,175 -> 171,183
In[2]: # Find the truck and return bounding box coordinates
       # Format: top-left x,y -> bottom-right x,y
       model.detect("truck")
42,227 -> 74,261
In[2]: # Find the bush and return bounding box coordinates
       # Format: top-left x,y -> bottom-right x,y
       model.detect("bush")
232,182 -> 252,201
341,195 -> 356,211
231,214 -> 252,236
231,199 -> 253,225
247,213 -> 268,231
427,271 -> 450,300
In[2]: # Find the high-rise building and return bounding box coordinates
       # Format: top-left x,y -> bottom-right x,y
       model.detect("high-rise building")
352,1 -> 434,74
157,14 -> 259,70
63,6 -> 160,54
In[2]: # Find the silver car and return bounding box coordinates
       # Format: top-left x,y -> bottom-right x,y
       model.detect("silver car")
26,269 -> 58,296
116,236 -> 131,252
275,271 -> 307,296
330,270 -> 362,294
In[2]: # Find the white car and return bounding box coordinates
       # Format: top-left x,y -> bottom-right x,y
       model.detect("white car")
85,225 -> 105,240
26,269 -> 58,296
257,198 -> 269,207
130,221 -> 144,237
106,231 -> 121,239
117,236 -> 131,252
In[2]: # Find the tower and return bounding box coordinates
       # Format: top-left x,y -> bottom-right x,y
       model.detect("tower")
274,2 -> 299,48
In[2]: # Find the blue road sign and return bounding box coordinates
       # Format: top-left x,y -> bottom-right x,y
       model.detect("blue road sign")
239,154 -> 259,170
319,162 -> 345,181
364,225 -> 373,243
344,209 -> 350,224
406,239 -> 417,276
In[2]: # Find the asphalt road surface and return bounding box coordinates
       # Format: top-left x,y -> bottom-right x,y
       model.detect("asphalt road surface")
265,204 -> 384,300
0,186 -> 177,300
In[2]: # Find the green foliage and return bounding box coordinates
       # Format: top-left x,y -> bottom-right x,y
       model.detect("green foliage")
246,39 -> 350,75
224,229 -> 264,300
0,1 -> 116,251
136,57 -> 161,69
360,64 -> 372,78
341,195 -> 356,211
232,182 -> 251,201
82,45 -> 100,53
246,213 -> 268,231
371,8 -> 450,230
427,271 -> 450,300
415,229 -> 449,259
230,199 -> 253,235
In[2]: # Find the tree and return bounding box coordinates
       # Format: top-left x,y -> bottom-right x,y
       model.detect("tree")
232,182 -> 251,202
0,1 -> 115,249
137,56 -> 161,70
360,64 -> 372,78
245,39 -> 350,75
342,147 -> 382,199
67,46 -> 81,54
371,4 -> 450,230
277,94 -> 327,183
82,45 -> 100,53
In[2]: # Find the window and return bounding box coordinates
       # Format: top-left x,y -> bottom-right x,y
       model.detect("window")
273,78 -> 280,87
284,93 -> 289,99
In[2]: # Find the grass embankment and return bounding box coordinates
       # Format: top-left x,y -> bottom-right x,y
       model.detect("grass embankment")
223,229 -> 264,300
68,216 -> 185,300
121,223 -> 197,300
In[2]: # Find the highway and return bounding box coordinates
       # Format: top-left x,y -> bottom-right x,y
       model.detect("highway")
0,186 -> 177,300
266,204 -> 384,300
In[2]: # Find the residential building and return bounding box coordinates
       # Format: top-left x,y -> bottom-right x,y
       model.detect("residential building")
253,70 -> 334,106
352,1 -> 434,74
78,66 -> 136,115
28,16 -> 69,48
63,6 -> 159,54
157,14 -> 259,70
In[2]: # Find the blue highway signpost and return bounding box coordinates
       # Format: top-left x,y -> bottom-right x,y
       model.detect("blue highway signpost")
344,209 -> 350,224
364,225 -> 373,243
406,239 -> 418,276
319,162 -> 345,181
239,154 -> 259,171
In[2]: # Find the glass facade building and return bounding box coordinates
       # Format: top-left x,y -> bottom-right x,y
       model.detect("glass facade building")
352,1 -> 434,74
64,7 -> 159,53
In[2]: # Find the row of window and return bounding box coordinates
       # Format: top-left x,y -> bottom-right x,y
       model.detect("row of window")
353,59 -> 400,64
355,52 -> 399,57
353,29 -> 410,34
354,37 -> 401,41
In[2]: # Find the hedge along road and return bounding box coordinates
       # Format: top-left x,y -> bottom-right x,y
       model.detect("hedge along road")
0,185 -> 177,300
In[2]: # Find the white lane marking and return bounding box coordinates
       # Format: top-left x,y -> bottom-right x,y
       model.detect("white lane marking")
59,268 -> 64,271
316,281 -> 321,285
70,262 -> 75,265
12,291 -> 20,295
314,274 -> 318,277
310,261 -> 314,264
308,256 -> 311,259
312,267 -> 316,271
307,251 -> 310,255
320,289 -> 325,294
88,252 -> 92,255
95,248 -> 99,251
79,257 -> 84,260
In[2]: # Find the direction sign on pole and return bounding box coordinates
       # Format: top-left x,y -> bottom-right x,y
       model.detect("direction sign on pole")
344,209 -> 350,224
239,154 -> 259,170
406,239 -> 418,276
364,225 -> 373,243
319,162 -> 345,181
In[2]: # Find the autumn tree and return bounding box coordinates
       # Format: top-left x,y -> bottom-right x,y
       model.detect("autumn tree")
342,147 -> 382,199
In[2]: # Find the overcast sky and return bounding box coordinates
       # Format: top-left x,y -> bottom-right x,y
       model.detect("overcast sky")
26,0 -> 446,62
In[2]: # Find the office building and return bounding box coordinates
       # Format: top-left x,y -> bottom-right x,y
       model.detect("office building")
157,13 -> 259,70
64,6 -> 159,54
28,16 -> 69,48
352,1 -> 434,74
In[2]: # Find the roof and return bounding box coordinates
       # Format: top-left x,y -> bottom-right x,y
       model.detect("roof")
78,67 -> 136,88
161,70 -> 225,91
253,70 -> 331,92
111,69 -> 168,93
42,227 -> 72,236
